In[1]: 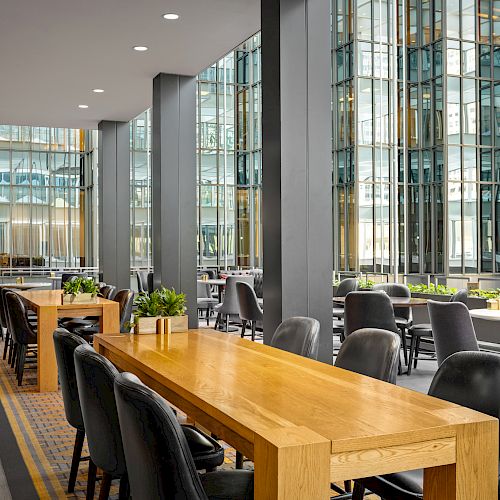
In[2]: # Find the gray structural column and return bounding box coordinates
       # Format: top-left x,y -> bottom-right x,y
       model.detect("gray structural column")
97,121 -> 130,290
152,73 -> 197,328
262,0 -> 333,363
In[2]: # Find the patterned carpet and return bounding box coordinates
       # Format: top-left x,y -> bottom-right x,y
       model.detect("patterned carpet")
0,335 -> 376,499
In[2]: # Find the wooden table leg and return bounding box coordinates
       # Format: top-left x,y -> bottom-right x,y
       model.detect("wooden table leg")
254,426 -> 330,500
37,306 -> 59,392
424,420 -> 498,499
99,302 -> 120,333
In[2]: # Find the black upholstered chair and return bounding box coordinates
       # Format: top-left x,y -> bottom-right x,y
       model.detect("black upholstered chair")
373,283 -> 412,364
249,269 -> 263,298
344,291 -> 399,337
428,299 -> 479,366
197,282 -> 218,326
53,329 -> 89,493
214,275 -> 254,332
352,351 -> 500,500
114,372 -> 254,500
100,284 -> 116,300
236,281 -> 263,341
334,328 -> 401,384
332,278 -> 359,319
1,287 -> 16,362
270,317 -> 320,360
74,344 -> 129,499
61,272 -> 88,289
407,289 -> 468,374
74,289 -> 135,341
5,291 -> 37,385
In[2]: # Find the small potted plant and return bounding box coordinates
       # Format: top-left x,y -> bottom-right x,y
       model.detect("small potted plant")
133,287 -> 188,334
62,277 -> 100,304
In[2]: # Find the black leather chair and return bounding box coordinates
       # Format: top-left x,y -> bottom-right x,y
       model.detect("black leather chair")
373,283 -> 412,364
114,371 -> 254,500
74,344 -> 129,499
270,317 -> 320,360
236,281 -> 263,341
5,291 -> 37,385
352,351 -> 500,499
100,285 -> 116,300
1,287 -> 16,362
407,289 -> 468,374
428,299 -> 479,366
53,329 -> 89,493
332,278 -> 359,319
334,328 -> 401,384
74,289 -> 135,341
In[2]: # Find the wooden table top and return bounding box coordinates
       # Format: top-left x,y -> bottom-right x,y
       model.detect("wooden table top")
197,279 -> 226,286
18,289 -> 116,308
333,295 -> 428,307
94,330 -> 493,454
0,282 -> 52,290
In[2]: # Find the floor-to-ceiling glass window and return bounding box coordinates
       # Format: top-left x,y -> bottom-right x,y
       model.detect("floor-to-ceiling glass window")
0,125 -> 94,271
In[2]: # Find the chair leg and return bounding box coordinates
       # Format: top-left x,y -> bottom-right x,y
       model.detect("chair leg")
400,328 -> 408,365
236,451 -> 244,469
118,474 -> 129,500
407,334 -> 417,376
8,341 -> 15,367
206,307 -> 210,326
344,480 -> 352,492
98,471 -> 112,500
414,337 -> 421,368
86,460 -> 97,500
17,345 -> 27,386
2,331 -> 9,360
352,481 -> 366,500
68,429 -> 85,493
251,321 -> 256,342
241,320 -> 246,338
214,313 -> 220,330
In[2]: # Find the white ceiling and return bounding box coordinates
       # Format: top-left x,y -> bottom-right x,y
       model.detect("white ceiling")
0,0 -> 260,130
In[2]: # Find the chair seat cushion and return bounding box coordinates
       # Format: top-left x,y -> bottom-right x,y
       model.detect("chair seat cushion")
182,425 -> 224,470
197,298 -> 218,306
395,317 -> 412,328
200,470 -> 254,500
409,323 -> 433,336
61,318 -> 98,331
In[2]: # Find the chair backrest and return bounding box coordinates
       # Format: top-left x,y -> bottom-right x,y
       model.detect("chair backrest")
197,281 -> 211,299
344,291 -> 399,337
74,344 -> 126,476
249,269 -> 263,298
428,300 -> 479,366
218,275 -> 254,315
450,288 -> 468,304
429,352 -> 500,449
335,278 -> 359,297
270,317 -> 320,360
100,285 -> 116,300
372,283 -> 412,321
5,291 -> 36,345
61,272 -> 88,288
114,372 -> 209,500
53,328 -> 87,430
136,271 -> 148,293
0,286 -> 14,331
236,282 -> 263,323
335,328 -> 401,384
147,272 -> 154,294
114,289 -> 135,332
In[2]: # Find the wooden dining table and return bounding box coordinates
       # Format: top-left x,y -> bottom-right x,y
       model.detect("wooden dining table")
333,295 -> 428,307
94,329 -> 497,499
18,290 -> 120,392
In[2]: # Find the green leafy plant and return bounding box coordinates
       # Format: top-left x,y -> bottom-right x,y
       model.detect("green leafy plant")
63,277 -> 99,296
406,283 -> 457,296
468,288 -> 500,299
357,279 -> 375,290
133,287 -> 186,321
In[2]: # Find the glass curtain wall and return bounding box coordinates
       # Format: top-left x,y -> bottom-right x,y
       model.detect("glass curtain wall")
0,125 -> 94,271
333,0 -> 500,277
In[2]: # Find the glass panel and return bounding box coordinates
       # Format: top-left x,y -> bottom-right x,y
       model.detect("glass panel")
408,186 -> 419,273
447,77 -> 461,144
358,146 -> 373,181
461,0 -> 475,41
481,82 -> 492,146
358,79 -> 373,145
464,182 -> 478,272
357,0 -> 372,39
463,43 -> 476,77
448,182 -> 462,273
462,78 -> 476,145
481,185 -> 493,272
359,183 -> 373,271
447,40 -> 460,75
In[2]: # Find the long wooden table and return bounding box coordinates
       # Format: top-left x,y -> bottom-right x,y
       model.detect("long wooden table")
19,290 -> 120,392
94,330 -> 498,500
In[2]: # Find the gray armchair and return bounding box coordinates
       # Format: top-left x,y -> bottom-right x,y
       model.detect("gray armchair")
214,276 -> 254,332
236,281 -> 263,341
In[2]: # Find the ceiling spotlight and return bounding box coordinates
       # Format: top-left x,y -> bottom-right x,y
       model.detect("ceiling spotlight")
133,46 -> 149,52
78,104 -> 89,109
163,13 -> 179,20
92,88 -> 104,93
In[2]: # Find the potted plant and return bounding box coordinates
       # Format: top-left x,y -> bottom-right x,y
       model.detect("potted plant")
62,277 -> 99,304
133,287 -> 188,334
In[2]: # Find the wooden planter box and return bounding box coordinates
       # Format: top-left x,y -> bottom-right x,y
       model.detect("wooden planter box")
62,293 -> 98,305
135,315 -> 189,334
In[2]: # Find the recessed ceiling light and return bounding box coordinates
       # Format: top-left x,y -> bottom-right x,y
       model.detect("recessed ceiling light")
163,13 -> 180,20
133,46 -> 149,52
92,88 -> 104,93
78,104 -> 89,109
